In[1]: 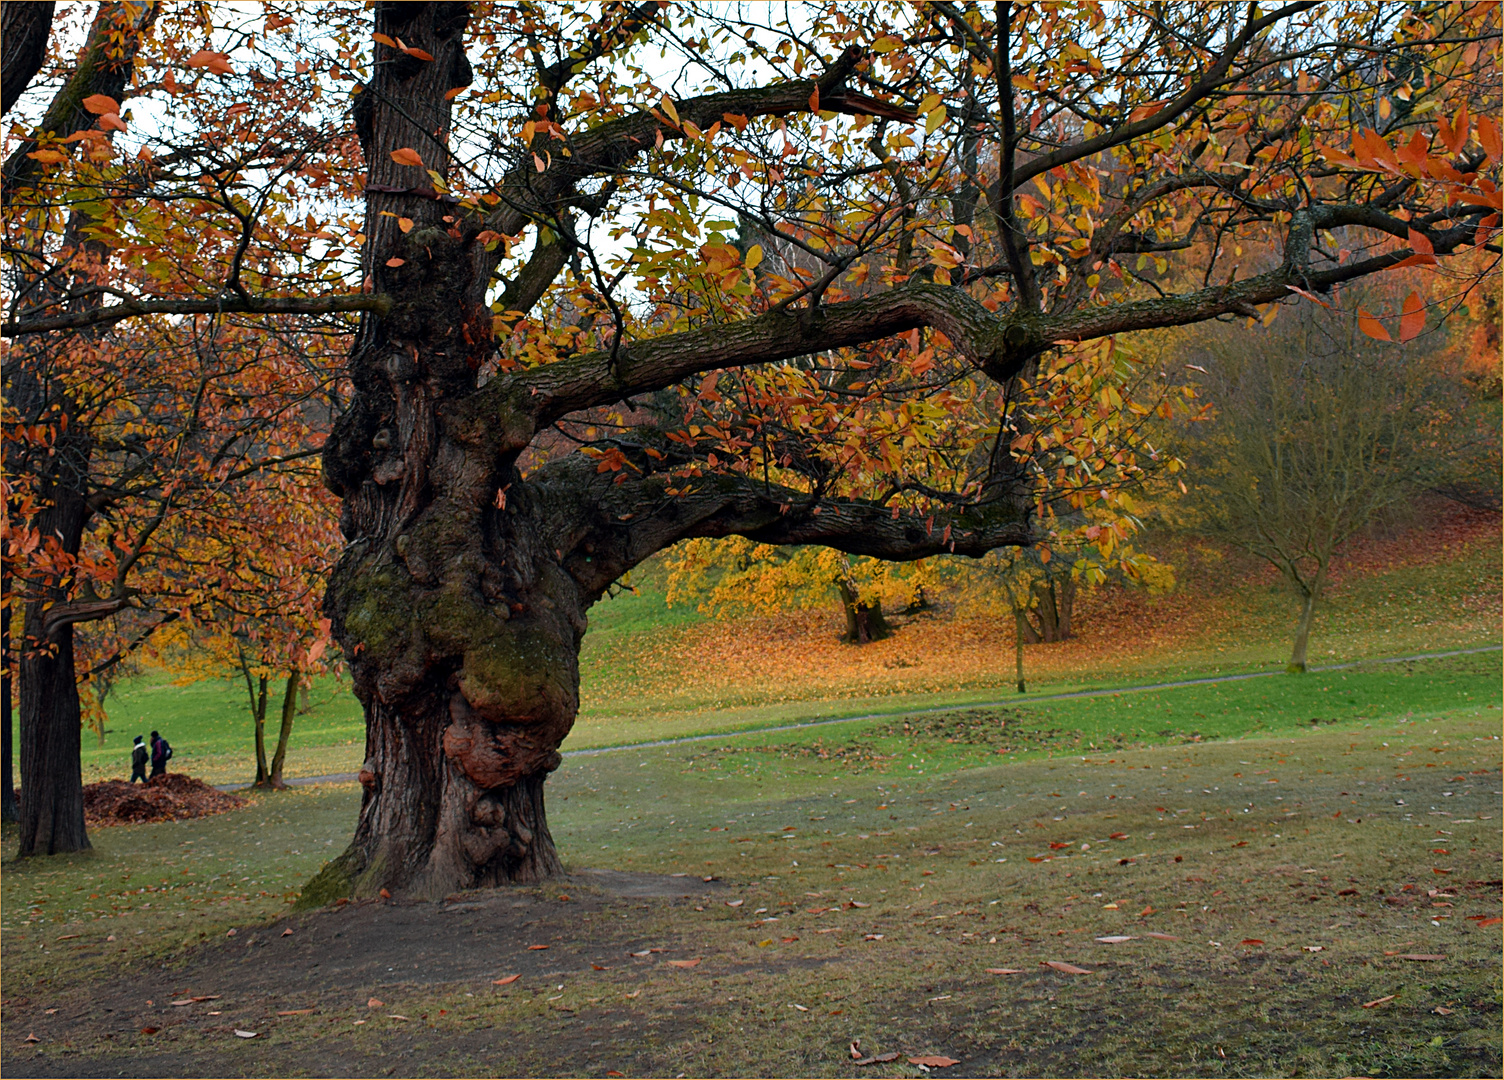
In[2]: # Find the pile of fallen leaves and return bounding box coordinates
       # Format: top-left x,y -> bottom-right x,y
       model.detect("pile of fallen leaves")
82,773 -> 244,828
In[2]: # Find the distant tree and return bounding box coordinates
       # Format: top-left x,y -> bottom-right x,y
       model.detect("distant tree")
665,538 -> 933,644
1175,299 -> 1476,672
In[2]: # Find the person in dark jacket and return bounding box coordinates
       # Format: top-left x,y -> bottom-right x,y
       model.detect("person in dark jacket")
130,736 -> 149,783
149,730 -> 171,777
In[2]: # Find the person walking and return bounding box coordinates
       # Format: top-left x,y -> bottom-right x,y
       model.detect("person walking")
130,736 -> 149,784
149,730 -> 172,777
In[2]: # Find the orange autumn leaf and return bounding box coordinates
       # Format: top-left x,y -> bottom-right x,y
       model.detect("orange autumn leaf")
1356,308 -> 1392,342
390,147 -> 424,167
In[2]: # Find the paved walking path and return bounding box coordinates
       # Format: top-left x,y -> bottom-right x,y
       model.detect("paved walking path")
237,644 -> 1501,791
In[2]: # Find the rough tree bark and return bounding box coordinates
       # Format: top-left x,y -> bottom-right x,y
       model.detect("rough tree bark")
1,0 -> 56,117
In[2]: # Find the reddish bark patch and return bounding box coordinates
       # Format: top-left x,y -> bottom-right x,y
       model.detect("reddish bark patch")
79,774 -> 244,828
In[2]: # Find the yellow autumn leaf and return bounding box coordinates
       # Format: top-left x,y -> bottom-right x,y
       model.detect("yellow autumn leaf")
744,244 -> 763,270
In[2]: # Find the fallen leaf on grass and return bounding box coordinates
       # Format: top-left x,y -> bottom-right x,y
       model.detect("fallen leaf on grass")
1041,961 -> 1093,974
140,1027 -> 159,1035
1397,953 -> 1446,961
1049,842 -> 1071,850
850,1040 -> 864,1059
863,934 -> 884,941
1475,917 -> 1502,927
1434,1006 -> 1454,1015
782,936 -> 799,943
1109,833 -> 1128,840
1303,946 -> 1324,953
281,928 -> 293,937
492,975 -> 520,985
1101,903 -> 1118,910
854,1052 -> 901,1065
792,1003 -> 809,1011
1145,932 -> 1178,941
23,1034 -> 39,1044
1361,995 -> 1395,1009
984,968 -> 1024,975
170,999 -> 194,1007
909,1055 -> 960,1067
847,900 -> 869,908
1241,939 -> 1264,946
726,900 -> 744,907
367,998 -> 384,1008
387,1015 -> 409,1021
56,934 -> 80,941
591,964 -> 607,971
1095,936 -> 1135,944
276,1009 -> 315,1016
233,1029 -> 257,1038
666,959 -> 700,969
527,944 -> 549,950
606,1072 -> 625,1077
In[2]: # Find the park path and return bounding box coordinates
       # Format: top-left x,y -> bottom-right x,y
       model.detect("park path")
250,644 -> 1501,790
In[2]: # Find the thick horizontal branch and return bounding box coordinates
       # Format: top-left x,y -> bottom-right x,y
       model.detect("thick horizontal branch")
531,454 -> 1032,600
2,292 -> 392,337
505,285 -> 1037,425
1050,205 -> 1485,341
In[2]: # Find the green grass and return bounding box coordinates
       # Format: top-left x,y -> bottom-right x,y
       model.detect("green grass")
4,678 -> 1500,1077
30,525 -> 1495,784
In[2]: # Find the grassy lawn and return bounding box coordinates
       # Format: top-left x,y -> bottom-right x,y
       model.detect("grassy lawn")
39,515 -> 1495,786
3,652 -> 1499,1077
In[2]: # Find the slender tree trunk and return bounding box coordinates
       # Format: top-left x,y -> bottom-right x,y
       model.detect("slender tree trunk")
2,555 -> 17,823
1056,575 -> 1075,639
1286,567 -> 1326,674
1014,608 -> 1028,693
305,3 -> 573,902
267,670 -> 297,788
836,578 -> 889,644
17,476 -> 92,857
241,655 -> 271,787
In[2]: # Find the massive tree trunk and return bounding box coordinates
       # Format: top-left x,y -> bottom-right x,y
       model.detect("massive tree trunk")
305,3 -> 1033,902
306,2 -> 572,901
